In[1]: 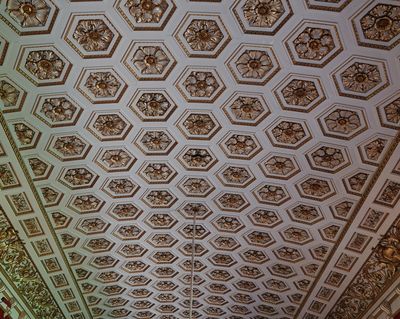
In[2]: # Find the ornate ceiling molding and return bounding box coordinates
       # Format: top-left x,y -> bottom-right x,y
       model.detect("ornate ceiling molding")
0,0 -> 399,318
0,206 -> 64,319
327,216 -> 400,319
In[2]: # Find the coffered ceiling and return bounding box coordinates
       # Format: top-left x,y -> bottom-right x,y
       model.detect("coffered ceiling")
0,0 -> 399,319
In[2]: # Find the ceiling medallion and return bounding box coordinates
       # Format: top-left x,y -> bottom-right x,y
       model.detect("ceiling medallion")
274,73 -> 325,112
176,66 -> 226,103
75,67 -> 127,104
175,13 -> 231,58
129,89 -> 177,122
232,0 -> 293,35
285,20 -> 343,68
227,43 -> 280,85
377,93 -> 400,129
222,92 -> 270,126
332,56 -> 389,100
64,13 -> 121,59
16,45 -> 71,86
0,0 -> 58,35
123,41 -> 176,80
318,104 -> 368,140
353,2 -> 400,50
0,76 -> 26,113
116,0 -> 176,31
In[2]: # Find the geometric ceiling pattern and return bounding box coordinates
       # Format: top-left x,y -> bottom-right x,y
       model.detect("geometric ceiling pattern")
0,0 -> 399,319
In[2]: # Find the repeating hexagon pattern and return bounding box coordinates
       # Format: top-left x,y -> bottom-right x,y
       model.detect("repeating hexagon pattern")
0,1 -> 399,319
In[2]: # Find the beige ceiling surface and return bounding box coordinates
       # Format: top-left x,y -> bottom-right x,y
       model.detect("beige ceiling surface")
0,0 -> 400,318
